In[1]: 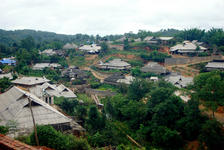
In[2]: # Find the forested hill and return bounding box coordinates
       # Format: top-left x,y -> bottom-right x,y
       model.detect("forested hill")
0,29 -> 94,46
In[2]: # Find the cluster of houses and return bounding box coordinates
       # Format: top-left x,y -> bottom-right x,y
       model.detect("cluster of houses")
39,43 -> 102,56
0,76 -> 85,137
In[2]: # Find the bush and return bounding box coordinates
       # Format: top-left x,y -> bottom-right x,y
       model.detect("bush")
0,126 -> 9,134
151,126 -> 183,149
72,79 -> 86,85
90,81 -> 101,89
140,51 -> 171,62
198,52 -> 209,57
128,60 -> 144,67
30,125 -> 90,150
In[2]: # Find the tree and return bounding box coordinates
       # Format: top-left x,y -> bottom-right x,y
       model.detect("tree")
100,42 -> 108,56
30,125 -> 90,150
21,36 -> 35,50
54,97 -> 79,115
0,77 -> 11,92
151,126 -> 183,150
105,100 -> 115,119
86,106 -> 105,133
177,28 -> 205,41
176,99 -> 206,140
123,38 -> 129,50
151,96 -> 184,128
127,79 -> 151,101
199,120 -> 224,150
193,71 -> 224,118
147,87 -> 174,109
0,126 -> 9,134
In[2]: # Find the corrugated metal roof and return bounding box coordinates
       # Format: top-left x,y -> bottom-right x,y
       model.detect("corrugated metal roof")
0,58 -> 16,64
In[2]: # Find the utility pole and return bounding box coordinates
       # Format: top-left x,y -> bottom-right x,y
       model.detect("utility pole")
28,96 -> 39,146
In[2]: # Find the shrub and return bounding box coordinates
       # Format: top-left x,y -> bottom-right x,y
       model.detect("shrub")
0,126 -> 9,134
30,125 -> 90,150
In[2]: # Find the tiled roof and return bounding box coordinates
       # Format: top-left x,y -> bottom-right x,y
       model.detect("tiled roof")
0,134 -> 41,150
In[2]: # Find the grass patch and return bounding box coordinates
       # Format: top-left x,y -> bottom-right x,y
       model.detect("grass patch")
77,93 -> 94,104
67,56 -> 86,67
97,83 -> 118,92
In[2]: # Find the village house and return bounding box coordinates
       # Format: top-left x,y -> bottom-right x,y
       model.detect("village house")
104,73 -> 134,85
55,49 -> 66,56
79,44 -> 101,54
99,59 -> 131,70
0,58 -> 16,66
170,41 -> 207,55
12,76 -> 50,88
29,83 -> 77,105
205,61 -> 224,71
164,74 -> 193,88
39,49 -> 56,56
12,76 -> 77,105
143,36 -> 158,44
63,43 -> 78,50
116,37 -> 132,42
62,66 -> 90,80
0,86 -> 84,138
141,62 -> 168,75
150,76 -> 159,82
0,72 -> 13,80
134,38 -> 141,42
32,63 -> 61,70
157,37 -> 174,45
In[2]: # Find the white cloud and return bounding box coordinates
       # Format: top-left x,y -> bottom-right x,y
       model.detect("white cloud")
0,0 -> 223,35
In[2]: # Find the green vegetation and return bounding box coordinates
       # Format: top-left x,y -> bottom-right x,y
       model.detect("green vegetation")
0,77 -> 11,92
0,126 -> 9,134
141,51 -> 171,62
1,28 -> 224,149
29,125 -> 90,150
77,94 -> 94,104
193,71 -> 224,117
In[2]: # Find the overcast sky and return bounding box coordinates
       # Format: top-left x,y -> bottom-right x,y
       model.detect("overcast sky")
0,0 -> 224,35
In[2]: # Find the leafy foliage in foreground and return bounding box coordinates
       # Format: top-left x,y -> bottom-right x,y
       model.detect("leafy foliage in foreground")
30,125 -> 90,150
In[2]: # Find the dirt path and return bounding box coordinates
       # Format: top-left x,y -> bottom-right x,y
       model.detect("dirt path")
166,64 -> 200,77
199,105 -> 224,124
82,67 -> 109,82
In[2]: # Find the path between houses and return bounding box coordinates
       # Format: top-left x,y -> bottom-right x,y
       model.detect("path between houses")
165,59 -> 215,77
82,67 -> 109,82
